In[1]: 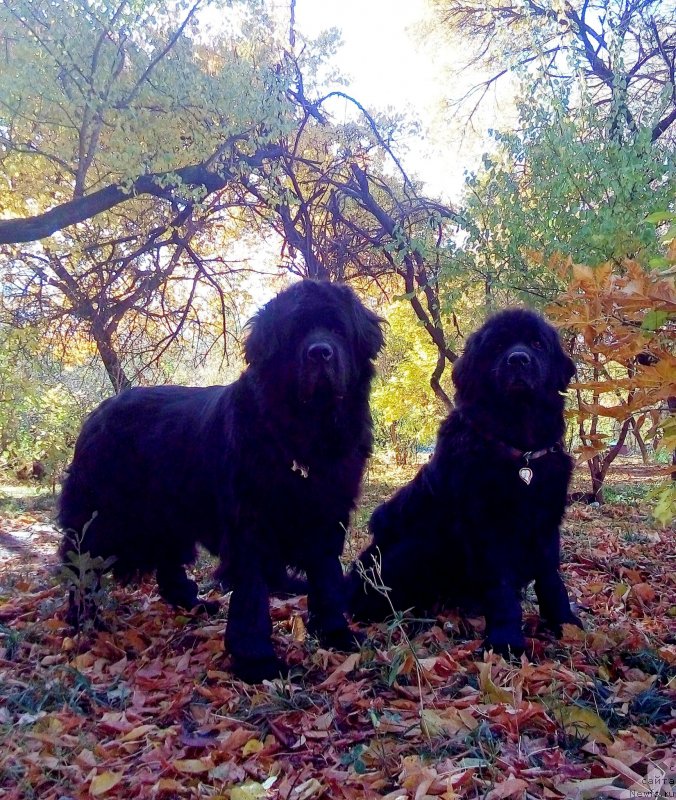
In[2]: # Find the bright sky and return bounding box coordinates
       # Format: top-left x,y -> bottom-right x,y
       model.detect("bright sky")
293,0 -> 503,203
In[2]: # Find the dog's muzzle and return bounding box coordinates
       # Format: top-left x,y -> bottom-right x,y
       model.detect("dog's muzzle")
300,335 -> 346,404
499,347 -> 541,392
306,341 -> 335,363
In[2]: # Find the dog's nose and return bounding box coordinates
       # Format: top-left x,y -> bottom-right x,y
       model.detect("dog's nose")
307,342 -> 334,362
507,350 -> 531,367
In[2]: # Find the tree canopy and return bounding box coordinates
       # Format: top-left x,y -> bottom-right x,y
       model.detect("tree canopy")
429,0 -> 676,144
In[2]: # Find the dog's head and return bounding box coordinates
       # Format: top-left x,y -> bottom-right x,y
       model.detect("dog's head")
452,309 -> 575,406
245,280 -> 384,409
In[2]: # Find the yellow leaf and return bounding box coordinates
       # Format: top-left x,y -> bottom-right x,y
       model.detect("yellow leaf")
420,707 -> 478,738
230,782 -> 267,800
72,652 -> 95,669
420,709 -> 449,738
120,724 -> 156,742
555,705 -> 613,744
90,771 -> 123,796
561,623 -> 586,642
172,758 -> 211,774
242,738 -> 265,756
152,778 -> 183,793
319,651 -> 361,687
478,662 -> 514,705
613,582 -> 630,599
290,614 -> 307,642
572,263 -> 596,285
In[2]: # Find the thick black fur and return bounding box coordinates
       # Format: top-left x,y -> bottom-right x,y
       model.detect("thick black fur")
59,280 -> 384,682
349,309 -> 582,655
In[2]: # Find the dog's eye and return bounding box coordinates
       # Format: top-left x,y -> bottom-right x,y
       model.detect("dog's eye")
531,339 -> 543,350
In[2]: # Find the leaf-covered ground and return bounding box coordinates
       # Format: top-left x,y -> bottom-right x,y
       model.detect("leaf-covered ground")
0,463 -> 674,800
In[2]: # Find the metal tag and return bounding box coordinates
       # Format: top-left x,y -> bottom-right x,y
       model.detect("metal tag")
292,460 -> 309,478
519,467 -> 533,485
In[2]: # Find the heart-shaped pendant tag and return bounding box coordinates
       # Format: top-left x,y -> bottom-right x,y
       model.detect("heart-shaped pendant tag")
519,467 -> 533,485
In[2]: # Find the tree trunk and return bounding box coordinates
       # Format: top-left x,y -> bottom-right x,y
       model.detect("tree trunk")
669,397 -> 676,482
588,456 -> 605,503
91,325 -> 132,393
630,417 -> 649,464
586,416 -> 633,502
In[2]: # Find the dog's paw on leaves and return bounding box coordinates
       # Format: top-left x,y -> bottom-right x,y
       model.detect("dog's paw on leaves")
538,614 -> 584,640
480,637 -> 526,661
319,626 -> 364,652
231,654 -> 288,684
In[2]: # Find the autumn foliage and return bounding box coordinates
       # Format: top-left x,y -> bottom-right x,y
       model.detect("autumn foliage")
546,256 -> 676,514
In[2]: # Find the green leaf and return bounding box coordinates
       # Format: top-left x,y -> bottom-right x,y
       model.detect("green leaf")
641,310 -> 670,331
645,211 -> 675,224
648,257 -> 670,269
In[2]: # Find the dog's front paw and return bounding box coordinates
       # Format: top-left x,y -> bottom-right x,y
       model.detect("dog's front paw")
231,654 -> 288,683
539,613 -> 584,639
483,628 -> 526,659
319,625 -> 364,652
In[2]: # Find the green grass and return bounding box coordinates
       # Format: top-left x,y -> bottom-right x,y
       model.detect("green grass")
0,481 -> 56,516
604,481 -> 654,505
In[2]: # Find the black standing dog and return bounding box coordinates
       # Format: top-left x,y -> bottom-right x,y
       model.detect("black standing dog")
59,280 -> 384,682
349,309 -> 582,654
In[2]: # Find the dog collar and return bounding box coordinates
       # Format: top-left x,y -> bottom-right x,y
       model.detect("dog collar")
511,444 -> 561,485
459,412 -> 563,485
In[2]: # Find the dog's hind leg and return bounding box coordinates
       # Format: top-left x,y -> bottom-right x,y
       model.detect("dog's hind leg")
348,538 -> 443,623
534,572 -> 583,637
156,561 -> 219,614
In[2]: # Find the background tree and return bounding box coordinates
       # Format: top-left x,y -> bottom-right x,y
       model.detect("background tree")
547,253 -> 676,502
428,0 -> 676,144
235,107 -> 464,406
2,200 -> 249,392
0,323 -> 97,479
0,0 -> 465,404
0,0 -> 295,242
452,94 -> 675,306
430,0 -> 676,304
370,301 -> 448,464
0,0 -> 300,391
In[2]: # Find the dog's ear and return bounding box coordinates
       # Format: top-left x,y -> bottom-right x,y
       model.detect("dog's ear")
355,304 -> 385,360
244,301 -> 279,366
556,350 -> 577,392
548,325 -> 576,391
451,329 -> 481,398
342,286 -> 385,360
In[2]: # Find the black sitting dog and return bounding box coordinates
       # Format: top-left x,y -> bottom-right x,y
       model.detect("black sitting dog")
349,309 -> 582,654
59,280 -> 384,682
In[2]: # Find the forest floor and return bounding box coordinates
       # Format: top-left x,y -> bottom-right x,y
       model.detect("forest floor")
0,458 -> 674,800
